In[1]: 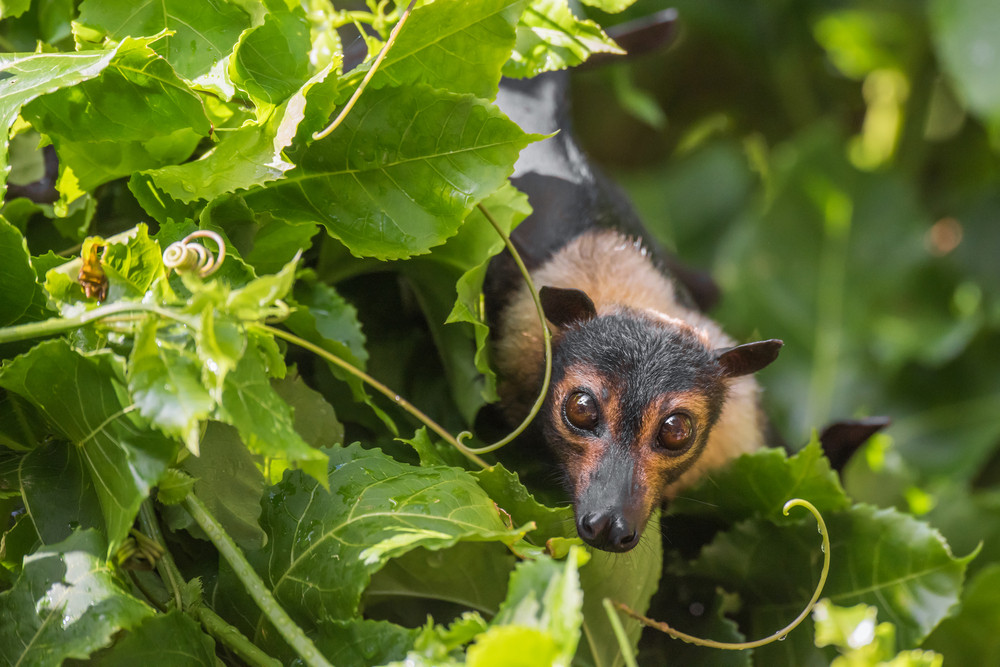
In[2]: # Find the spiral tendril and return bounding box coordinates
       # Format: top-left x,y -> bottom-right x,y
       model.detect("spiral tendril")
163,231 -> 226,277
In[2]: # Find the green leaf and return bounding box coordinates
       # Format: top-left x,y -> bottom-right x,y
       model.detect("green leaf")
224,250 -> 300,320
669,439 -> 852,525
272,371 -> 345,452
19,438 -> 103,545
202,196 -> 320,275
0,530 -> 153,665
22,37 -> 211,192
0,217 -> 39,326
0,341 -> 179,551
101,223 -> 166,299
577,0 -> 638,12
94,609 -> 217,666
402,183 -> 532,421
366,541 -> 515,617
577,528 -> 662,667
923,563 -> 1000,665
77,0 -> 252,81
358,0 -> 522,101
478,547 -> 588,665
284,276 -> 397,434
144,64 -> 337,203
687,505 -> 971,665
129,317 -> 214,452
929,0 -> 1000,125
217,344 -> 328,486
242,84 -> 538,260
231,3 -> 312,105
223,443 -> 525,636
474,462 -> 574,543
312,618 -> 418,667
0,48 -> 118,197
504,0 -> 624,78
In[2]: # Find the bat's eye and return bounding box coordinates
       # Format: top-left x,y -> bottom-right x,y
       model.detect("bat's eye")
657,413 -> 694,452
564,391 -> 599,431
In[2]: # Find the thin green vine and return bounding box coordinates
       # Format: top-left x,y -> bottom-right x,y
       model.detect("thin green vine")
613,498 -> 831,650
261,324 -> 489,468
456,203 -> 553,455
603,597 -> 639,667
313,0 -> 418,141
182,492 -> 332,667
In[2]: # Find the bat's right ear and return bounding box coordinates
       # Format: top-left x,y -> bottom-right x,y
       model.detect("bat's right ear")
539,286 -> 597,328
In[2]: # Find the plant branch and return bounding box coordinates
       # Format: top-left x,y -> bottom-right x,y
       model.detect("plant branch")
603,597 -> 639,667
182,492 -> 333,667
138,500 -> 184,611
614,499 -> 831,650
262,325 -> 489,469
313,0 -> 418,140
0,301 -> 194,345
460,203 -> 553,455
196,606 -> 283,667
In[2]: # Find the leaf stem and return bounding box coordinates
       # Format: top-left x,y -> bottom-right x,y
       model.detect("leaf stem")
0,301 -> 194,345
603,597 -> 639,667
182,492 -> 333,667
313,0 -> 418,140
138,500 -> 184,611
195,606 -> 283,667
614,498 -> 831,650
262,325 -> 489,469
459,204 -> 553,455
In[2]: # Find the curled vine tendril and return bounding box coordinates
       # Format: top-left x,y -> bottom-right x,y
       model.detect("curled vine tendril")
163,231 -> 227,278
612,498 -> 830,650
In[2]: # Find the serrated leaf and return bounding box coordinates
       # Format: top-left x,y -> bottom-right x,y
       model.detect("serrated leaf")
77,0 -> 252,81
358,0 -> 522,100
224,443 -> 524,637
231,4 -> 312,105
474,462 -> 573,543
312,618 -> 418,667
923,563 -> 1000,664
504,0 -> 624,78
101,223 -> 166,299
129,318 -> 214,452
0,217 -> 39,326
179,422 -> 266,550
578,0 -> 638,12
403,183 -> 532,421
669,439 -> 851,525
144,64 -> 337,203
224,250 -> 300,320
242,84 -> 538,260
0,341 -> 179,551
19,438 -> 103,545
485,547 -> 588,664
284,277 -> 397,434
0,531 -> 153,665
366,541 -> 515,618
577,514 -> 661,667
686,505 -> 971,665
22,37 -> 211,192
95,610 -> 217,666
217,344 -> 328,486
0,48 -> 118,197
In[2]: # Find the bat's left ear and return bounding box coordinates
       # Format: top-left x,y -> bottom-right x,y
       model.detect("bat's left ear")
715,339 -> 783,378
539,286 -> 598,328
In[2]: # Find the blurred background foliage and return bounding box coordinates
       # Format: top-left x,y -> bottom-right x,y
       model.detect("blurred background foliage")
571,0 -> 1000,659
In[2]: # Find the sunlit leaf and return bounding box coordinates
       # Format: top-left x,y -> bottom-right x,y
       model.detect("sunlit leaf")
77,0 -> 251,80
0,531 -> 153,665
242,84 -> 538,260
0,341 -> 178,551
504,0 -> 623,78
